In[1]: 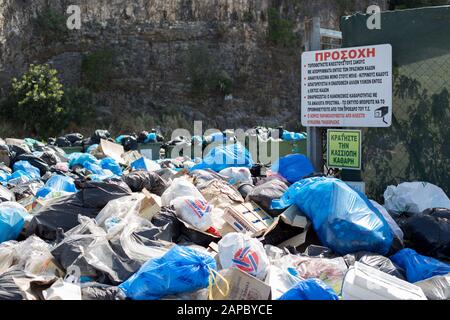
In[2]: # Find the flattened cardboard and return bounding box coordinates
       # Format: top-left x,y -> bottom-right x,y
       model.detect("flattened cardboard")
100,139 -> 125,165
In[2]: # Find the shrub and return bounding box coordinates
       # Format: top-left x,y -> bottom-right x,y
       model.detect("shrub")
81,49 -> 115,92
267,8 -> 299,48
61,87 -> 96,128
10,64 -> 65,136
35,6 -> 69,44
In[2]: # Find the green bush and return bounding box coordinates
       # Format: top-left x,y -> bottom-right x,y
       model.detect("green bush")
10,64 -> 65,136
61,87 -> 96,128
267,8 -> 299,48
81,49 -> 115,92
35,6 -> 69,44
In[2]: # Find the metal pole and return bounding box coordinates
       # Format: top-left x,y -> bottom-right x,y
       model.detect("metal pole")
305,17 -> 323,172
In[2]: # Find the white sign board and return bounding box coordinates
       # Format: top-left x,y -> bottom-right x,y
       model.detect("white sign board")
302,44 -> 392,127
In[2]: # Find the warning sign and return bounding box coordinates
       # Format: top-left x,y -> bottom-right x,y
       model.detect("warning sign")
302,44 -> 392,127
327,130 -> 362,170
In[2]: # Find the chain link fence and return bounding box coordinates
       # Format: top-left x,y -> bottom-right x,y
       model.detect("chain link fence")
341,6 -> 450,201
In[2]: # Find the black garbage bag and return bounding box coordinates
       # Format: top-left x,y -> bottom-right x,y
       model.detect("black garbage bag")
121,136 -> 138,152
122,170 -> 169,196
40,151 -> 60,166
0,268 -> 56,300
72,141 -> 83,147
0,145 -> 10,167
303,245 -> 338,259
0,185 -> 15,202
344,252 -> 406,280
55,137 -> 72,148
8,144 -> 31,158
65,133 -> 84,144
400,208 -> 450,261
90,130 -> 111,144
47,138 -> 56,145
11,154 -> 50,176
246,179 -> 289,217
137,131 -> 150,144
27,181 -> 132,241
152,207 -> 220,246
81,284 -> 125,300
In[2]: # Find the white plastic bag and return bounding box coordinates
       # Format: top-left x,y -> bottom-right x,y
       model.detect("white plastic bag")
415,274 -> 450,300
0,241 -> 16,274
161,177 -> 205,206
384,182 -> 450,214
371,200 -> 404,243
43,279 -> 82,300
172,197 -> 214,232
218,233 -> 269,280
219,168 -> 253,186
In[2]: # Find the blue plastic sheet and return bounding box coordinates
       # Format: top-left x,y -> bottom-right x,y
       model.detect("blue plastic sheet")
119,246 -> 216,300
271,154 -> 315,184
100,158 -> 123,176
68,153 -> 99,169
190,143 -> 253,173
272,177 -> 393,255
0,202 -> 30,243
278,279 -> 339,301
390,249 -> 450,283
13,161 -> 41,180
131,157 -> 158,171
36,175 -> 77,199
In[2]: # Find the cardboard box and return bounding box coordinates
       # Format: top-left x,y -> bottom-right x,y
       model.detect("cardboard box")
100,139 -> 125,165
138,189 -> 162,220
224,202 -> 274,235
209,268 -> 271,300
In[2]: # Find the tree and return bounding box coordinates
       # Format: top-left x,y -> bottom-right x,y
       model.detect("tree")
11,64 -> 65,136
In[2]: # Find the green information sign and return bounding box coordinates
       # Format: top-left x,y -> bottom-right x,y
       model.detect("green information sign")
327,130 -> 362,170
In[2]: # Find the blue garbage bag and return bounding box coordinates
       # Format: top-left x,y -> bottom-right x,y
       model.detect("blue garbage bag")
13,161 -> 41,180
390,249 -> 450,283
7,170 -> 31,183
190,143 -> 253,173
278,279 -> 339,301
36,175 -> 77,199
282,131 -> 307,141
0,202 -> 30,243
115,135 -> 128,144
119,245 -> 216,300
272,177 -> 393,255
69,153 -> 99,168
272,154 -> 315,183
86,144 -> 99,153
144,133 -> 157,143
100,158 -> 123,176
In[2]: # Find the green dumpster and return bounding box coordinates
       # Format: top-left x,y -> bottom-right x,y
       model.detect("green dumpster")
165,144 -> 195,159
258,139 -> 307,164
138,143 -> 163,161
62,146 -> 84,155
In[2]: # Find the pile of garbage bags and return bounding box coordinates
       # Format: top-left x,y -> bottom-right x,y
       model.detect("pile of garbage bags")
0,135 -> 449,301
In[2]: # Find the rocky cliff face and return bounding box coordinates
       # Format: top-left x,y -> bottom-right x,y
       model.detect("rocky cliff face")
0,0 -> 386,133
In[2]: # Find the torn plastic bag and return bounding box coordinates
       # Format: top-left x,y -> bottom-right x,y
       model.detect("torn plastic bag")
81,283 -> 125,300
415,274 -> 450,300
0,202 -> 30,243
0,241 -> 16,274
9,180 -> 44,201
371,200 -> 404,244
11,154 -> 50,176
119,245 -> 216,300
122,170 -> 169,196
390,249 -> 450,283
0,268 -> 57,300
42,279 -> 82,300
384,182 -> 450,214
272,177 -> 393,255
219,167 -> 253,186
278,278 -> 339,301
161,177 -> 205,206
344,252 -> 405,280
36,175 -> 77,199
190,143 -> 254,173
271,154 -> 315,184
0,185 -> 15,203
400,208 -> 450,261
152,207 -> 220,247
27,181 -> 132,241
100,158 -> 122,176
246,179 -> 289,217
68,153 -> 99,169
13,161 -> 41,180
218,233 -> 269,280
